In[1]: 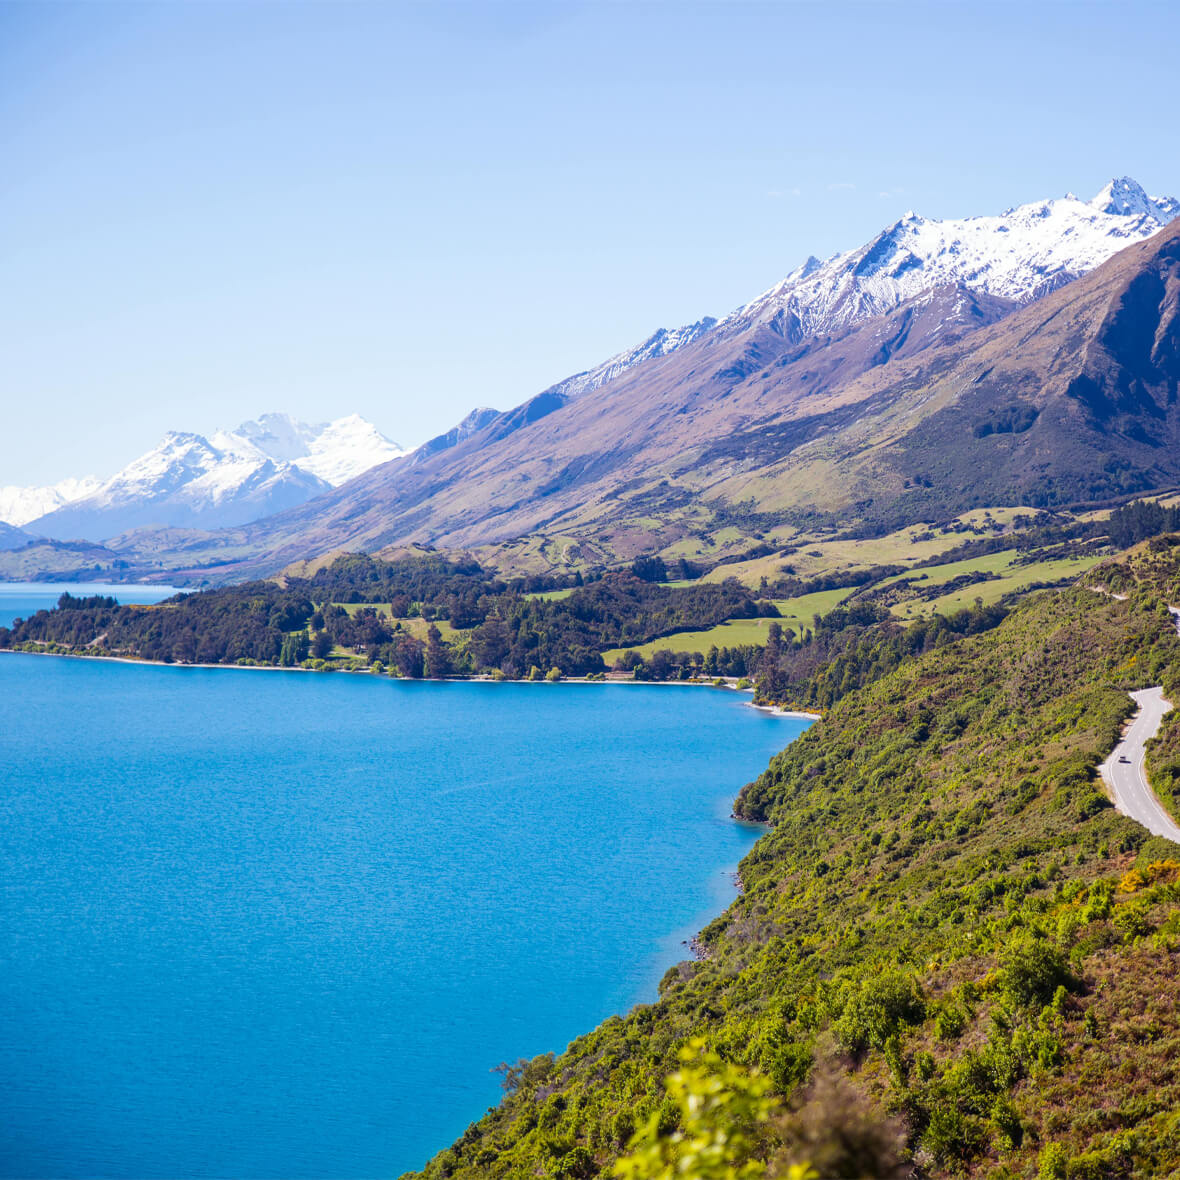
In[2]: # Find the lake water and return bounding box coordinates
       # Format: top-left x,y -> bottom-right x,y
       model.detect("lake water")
0,581 -> 182,628
0,647 -> 806,1177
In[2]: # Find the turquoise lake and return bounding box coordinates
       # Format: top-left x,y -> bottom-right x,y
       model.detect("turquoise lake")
0,636 -> 806,1177
0,581 -> 181,628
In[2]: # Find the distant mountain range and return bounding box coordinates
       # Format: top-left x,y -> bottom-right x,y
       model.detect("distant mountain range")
3,177 -> 1178,584
3,414 -> 404,541
0,477 -> 102,530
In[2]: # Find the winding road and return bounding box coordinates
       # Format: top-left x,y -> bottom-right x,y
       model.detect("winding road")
1100,687 -> 1180,842
1097,607 -> 1180,843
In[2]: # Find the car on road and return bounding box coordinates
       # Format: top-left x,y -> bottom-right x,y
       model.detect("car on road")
1119,755 -> 1130,763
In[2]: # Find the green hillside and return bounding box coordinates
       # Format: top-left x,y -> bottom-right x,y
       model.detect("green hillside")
409,543 -> 1180,1178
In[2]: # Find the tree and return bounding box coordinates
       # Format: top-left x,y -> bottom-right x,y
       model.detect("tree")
425,624 -> 451,679
757,623 -> 785,701
395,634 -> 426,679
279,631 -> 308,666
999,935 -> 1070,1009
631,555 -> 668,583
471,614 -> 510,671
311,630 -> 332,659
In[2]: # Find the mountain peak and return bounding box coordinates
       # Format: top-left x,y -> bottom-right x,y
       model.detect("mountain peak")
728,177 -> 1180,339
10,412 -> 406,538
1089,176 -> 1177,220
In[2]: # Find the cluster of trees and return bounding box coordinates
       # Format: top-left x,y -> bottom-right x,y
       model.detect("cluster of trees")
1105,499 -> 1180,549
762,566 -> 902,599
618,643 -> 762,683
304,563 -> 770,678
57,592 -> 118,610
0,554 -> 773,679
753,600 -> 1007,709
0,584 -> 313,665
629,555 -> 700,583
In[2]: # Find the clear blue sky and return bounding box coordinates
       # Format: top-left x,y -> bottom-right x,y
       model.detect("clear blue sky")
2,0 -> 1179,485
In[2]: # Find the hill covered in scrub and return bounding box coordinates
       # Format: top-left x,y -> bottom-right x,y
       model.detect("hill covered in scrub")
407,544 -> 1180,1178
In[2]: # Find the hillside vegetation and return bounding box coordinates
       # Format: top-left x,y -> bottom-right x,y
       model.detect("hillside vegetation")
2,501 -> 1174,692
407,545 -> 1180,1178
0,554 -> 771,678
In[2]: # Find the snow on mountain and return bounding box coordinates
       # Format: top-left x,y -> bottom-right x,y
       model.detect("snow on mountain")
726,176 -> 1179,340
22,414 -> 404,542
288,414 -> 407,485
1090,177 -> 1180,220
0,476 -> 101,527
414,407 -> 502,464
500,179 -> 1176,421
542,316 -> 719,402
218,412 -> 407,486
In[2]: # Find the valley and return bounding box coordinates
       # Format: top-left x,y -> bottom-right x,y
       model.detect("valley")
7,175 -> 1180,1179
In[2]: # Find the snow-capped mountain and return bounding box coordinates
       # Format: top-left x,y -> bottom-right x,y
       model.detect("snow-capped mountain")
723,176 -> 1179,340
414,407 -> 502,464
228,412 -> 405,486
22,414 -> 405,542
506,178 -> 1177,414
334,175 -> 1180,522
0,476 -> 101,528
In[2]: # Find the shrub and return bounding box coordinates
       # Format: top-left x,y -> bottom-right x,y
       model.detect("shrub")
771,1067 -> 907,1179
934,1003 -> 967,1042
763,1042 -> 812,1093
999,935 -> 1071,1009
1037,1141 -> 1068,1180
834,970 -> 925,1054
611,1038 -> 781,1179
923,1102 -> 986,1165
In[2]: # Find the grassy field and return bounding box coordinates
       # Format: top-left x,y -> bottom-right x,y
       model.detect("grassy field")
525,588 -> 576,601
698,507 -> 1047,589
876,547 -> 1020,590
773,586 -> 856,630
600,587 -> 855,663
326,604 -> 463,642
891,552 -> 1104,617
600,548 -> 1103,663
332,601 -> 395,616
602,616 -> 782,663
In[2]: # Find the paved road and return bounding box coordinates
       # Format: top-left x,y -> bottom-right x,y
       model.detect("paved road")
1100,686 -> 1180,842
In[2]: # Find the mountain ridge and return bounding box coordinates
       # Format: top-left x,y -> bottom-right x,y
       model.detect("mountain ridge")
17,413 -> 404,542
150,215 -> 1180,584
4,178 -> 1178,584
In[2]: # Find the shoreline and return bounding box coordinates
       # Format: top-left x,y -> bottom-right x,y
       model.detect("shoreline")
0,647 -> 819,718
745,700 -> 822,721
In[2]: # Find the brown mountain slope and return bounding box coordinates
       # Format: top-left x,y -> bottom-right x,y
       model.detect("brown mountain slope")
41,220 -> 1180,586
143,283 -> 1020,580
